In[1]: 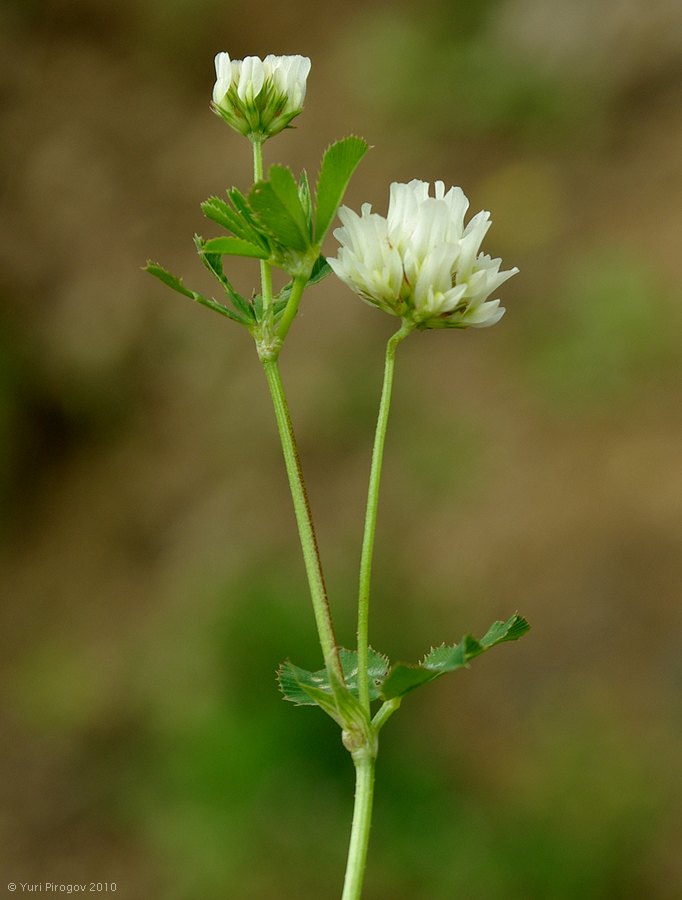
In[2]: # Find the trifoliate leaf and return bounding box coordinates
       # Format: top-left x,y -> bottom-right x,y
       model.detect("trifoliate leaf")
144,261 -> 248,324
202,236 -> 270,259
315,136 -> 369,243
380,614 -> 530,700
278,648 -> 390,707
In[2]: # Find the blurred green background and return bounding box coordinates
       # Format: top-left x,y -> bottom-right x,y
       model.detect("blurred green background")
1,0 -> 681,897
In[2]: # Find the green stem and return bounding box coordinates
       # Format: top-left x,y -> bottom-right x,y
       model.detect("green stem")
261,358 -> 343,681
251,136 -> 264,182
371,697 -> 402,733
251,136 -> 341,678
276,274 -> 307,343
251,137 -> 273,319
356,320 -> 415,713
341,753 -> 376,900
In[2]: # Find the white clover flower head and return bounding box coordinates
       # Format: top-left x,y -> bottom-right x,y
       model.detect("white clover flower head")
212,52 -> 311,140
328,180 -> 518,329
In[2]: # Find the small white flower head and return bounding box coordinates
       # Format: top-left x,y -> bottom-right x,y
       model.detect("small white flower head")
328,180 -> 518,329
212,52 -> 311,140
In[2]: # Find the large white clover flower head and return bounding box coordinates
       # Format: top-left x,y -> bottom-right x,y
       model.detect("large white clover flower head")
328,180 -> 518,329
212,53 -> 311,140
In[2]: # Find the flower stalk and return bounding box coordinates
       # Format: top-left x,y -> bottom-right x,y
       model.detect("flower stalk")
356,319 -> 415,713
251,137 -> 275,325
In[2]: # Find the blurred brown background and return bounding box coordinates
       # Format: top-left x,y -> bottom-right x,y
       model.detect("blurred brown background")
1,0 -> 681,897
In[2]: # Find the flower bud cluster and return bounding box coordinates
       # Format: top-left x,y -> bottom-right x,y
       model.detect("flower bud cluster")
212,53 -> 311,140
328,180 -> 517,328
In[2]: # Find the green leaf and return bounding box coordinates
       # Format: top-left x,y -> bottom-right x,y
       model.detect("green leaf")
269,165 -> 311,242
315,136 -> 369,243
201,197 -> 250,241
144,261 -> 248,324
480,614 -> 531,647
376,664 -> 437,699
278,660 -> 341,718
249,169 -> 311,253
202,236 -> 269,259
144,261 -> 195,299
278,647 -> 390,707
277,655 -> 375,730
342,648 -> 390,700
201,196 -> 242,233
380,614 -> 530,700
226,188 -> 270,246
202,193 -> 271,252
194,236 -> 255,322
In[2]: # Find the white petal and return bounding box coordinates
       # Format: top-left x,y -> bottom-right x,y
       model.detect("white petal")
457,211 -> 492,276
238,56 -> 265,101
410,199 -> 451,261
387,182 -> 419,247
414,242 -> 460,307
212,52 -> 233,102
437,282 -> 468,313
405,179 -> 430,203
442,186 -> 469,240
465,299 -> 506,327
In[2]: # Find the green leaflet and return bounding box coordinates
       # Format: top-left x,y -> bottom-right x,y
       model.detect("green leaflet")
227,187 -> 270,244
202,236 -> 270,259
380,614 -> 530,700
315,136 -> 369,243
201,197 -> 248,241
144,261 -> 248,324
194,236 -> 255,322
278,648 -> 390,707
249,167 -> 311,253
201,194 -> 270,250
269,165 -> 311,243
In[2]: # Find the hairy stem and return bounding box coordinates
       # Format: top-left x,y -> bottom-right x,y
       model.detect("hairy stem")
261,358 -> 343,680
341,752 -> 376,900
251,137 -> 342,678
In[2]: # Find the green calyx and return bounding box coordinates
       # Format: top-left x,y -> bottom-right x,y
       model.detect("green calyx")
212,81 -> 301,140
